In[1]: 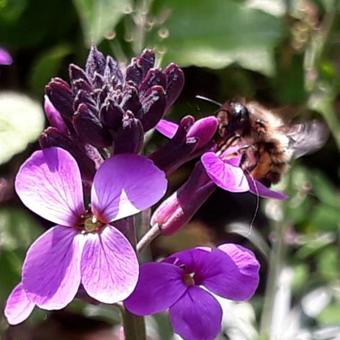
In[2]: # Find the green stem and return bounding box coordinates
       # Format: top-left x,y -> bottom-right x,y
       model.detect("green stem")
122,308 -> 147,340
120,217 -> 147,340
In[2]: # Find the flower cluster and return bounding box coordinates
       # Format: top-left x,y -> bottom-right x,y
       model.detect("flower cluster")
5,47 -> 274,339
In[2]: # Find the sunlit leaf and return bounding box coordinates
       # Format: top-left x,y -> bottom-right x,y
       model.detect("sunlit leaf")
73,0 -> 132,46
0,92 -> 45,165
149,0 -> 284,75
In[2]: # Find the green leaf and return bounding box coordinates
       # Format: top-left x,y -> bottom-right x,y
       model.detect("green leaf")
0,92 -> 44,165
149,0 -> 284,75
317,303 -> 340,324
30,44 -> 72,95
73,0 -> 131,46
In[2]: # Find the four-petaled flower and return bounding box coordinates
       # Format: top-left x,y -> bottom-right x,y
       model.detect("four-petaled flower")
5,147 -> 167,325
125,244 -> 260,340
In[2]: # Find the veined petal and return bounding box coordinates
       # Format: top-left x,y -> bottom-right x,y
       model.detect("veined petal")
201,152 -> 249,192
124,262 -> 187,315
169,287 -> 222,340
247,176 -> 288,200
15,147 -> 85,226
202,245 -> 260,300
81,226 -> 139,303
155,119 -> 178,139
5,283 -> 35,325
22,226 -> 84,309
91,154 -> 167,223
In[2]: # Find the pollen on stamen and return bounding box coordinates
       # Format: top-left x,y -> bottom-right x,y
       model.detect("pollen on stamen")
183,272 -> 195,287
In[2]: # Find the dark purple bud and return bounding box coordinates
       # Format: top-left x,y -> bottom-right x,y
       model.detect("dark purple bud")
93,72 -> 105,89
125,59 -> 143,86
137,49 -> 155,76
121,83 -> 142,117
73,103 -> 112,147
139,68 -> 166,96
45,78 -> 74,120
39,127 -> 96,181
69,64 -> 90,85
114,112 -> 144,154
104,55 -> 123,85
44,95 -> 68,134
163,63 -> 185,108
73,89 -> 97,112
71,78 -> 93,94
86,46 -> 106,79
140,85 -> 166,131
100,100 -> 124,130
151,162 -> 215,235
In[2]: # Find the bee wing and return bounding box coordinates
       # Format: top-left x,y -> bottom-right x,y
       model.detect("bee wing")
286,120 -> 329,159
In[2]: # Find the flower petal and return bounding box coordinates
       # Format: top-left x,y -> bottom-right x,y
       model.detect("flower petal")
22,226 -> 84,309
0,47 -> 12,65
201,152 -> 249,192
91,154 -> 167,222
15,147 -> 85,226
155,119 -> 178,139
5,283 -> 35,325
247,176 -> 288,200
81,226 -> 139,304
124,262 -> 187,315
203,246 -> 260,300
169,286 -> 222,340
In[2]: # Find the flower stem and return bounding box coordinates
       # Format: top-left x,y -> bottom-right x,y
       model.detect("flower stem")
136,223 -> 160,253
120,217 -> 147,340
122,308 -> 146,340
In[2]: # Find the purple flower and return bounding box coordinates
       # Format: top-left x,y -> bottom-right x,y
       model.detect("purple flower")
150,115 -> 218,174
43,46 -> 184,154
0,47 -> 12,65
156,119 -> 287,199
5,147 -> 167,325
125,244 -> 260,340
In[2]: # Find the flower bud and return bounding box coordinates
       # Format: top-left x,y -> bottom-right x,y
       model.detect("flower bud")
44,95 -> 68,134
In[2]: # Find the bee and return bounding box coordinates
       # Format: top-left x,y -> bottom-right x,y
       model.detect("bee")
214,100 -> 328,186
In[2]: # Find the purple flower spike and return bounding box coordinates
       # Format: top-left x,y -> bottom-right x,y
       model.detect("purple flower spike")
43,47 -> 184,155
0,47 -> 12,65
125,244 -> 260,340
5,147 -> 167,324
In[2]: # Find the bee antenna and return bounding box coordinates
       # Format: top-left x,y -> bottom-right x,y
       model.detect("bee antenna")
244,171 -> 260,236
195,95 -> 222,107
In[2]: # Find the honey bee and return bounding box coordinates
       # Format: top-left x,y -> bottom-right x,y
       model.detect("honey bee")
213,100 -> 328,187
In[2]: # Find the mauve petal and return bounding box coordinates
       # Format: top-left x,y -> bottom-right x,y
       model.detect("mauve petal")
0,47 -> 12,65
169,287 -> 222,340
5,283 -> 35,325
91,154 -> 167,223
202,246 -> 260,300
155,119 -> 178,139
124,262 -> 186,315
44,95 -> 68,133
81,226 -> 138,303
15,147 -> 85,226
187,116 -> 218,150
247,176 -> 288,200
201,152 -> 249,192
22,226 -> 84,309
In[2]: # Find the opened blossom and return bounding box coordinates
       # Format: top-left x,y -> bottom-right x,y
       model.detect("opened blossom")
0,47 -> 12,65
5,147 -> 167,325
125,243 -> 260,340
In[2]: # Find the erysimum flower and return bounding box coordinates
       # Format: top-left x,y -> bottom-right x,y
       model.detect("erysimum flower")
156,118 -> 287,199
5,147 -> 167,324
0,47 -> 12,65
125,244 -> 260,340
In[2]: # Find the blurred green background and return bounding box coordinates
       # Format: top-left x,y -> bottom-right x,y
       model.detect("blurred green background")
0,0 -> 339,339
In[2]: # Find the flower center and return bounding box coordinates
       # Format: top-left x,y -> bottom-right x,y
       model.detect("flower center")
78,210 -> 105,234
183,272 -> 196,286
